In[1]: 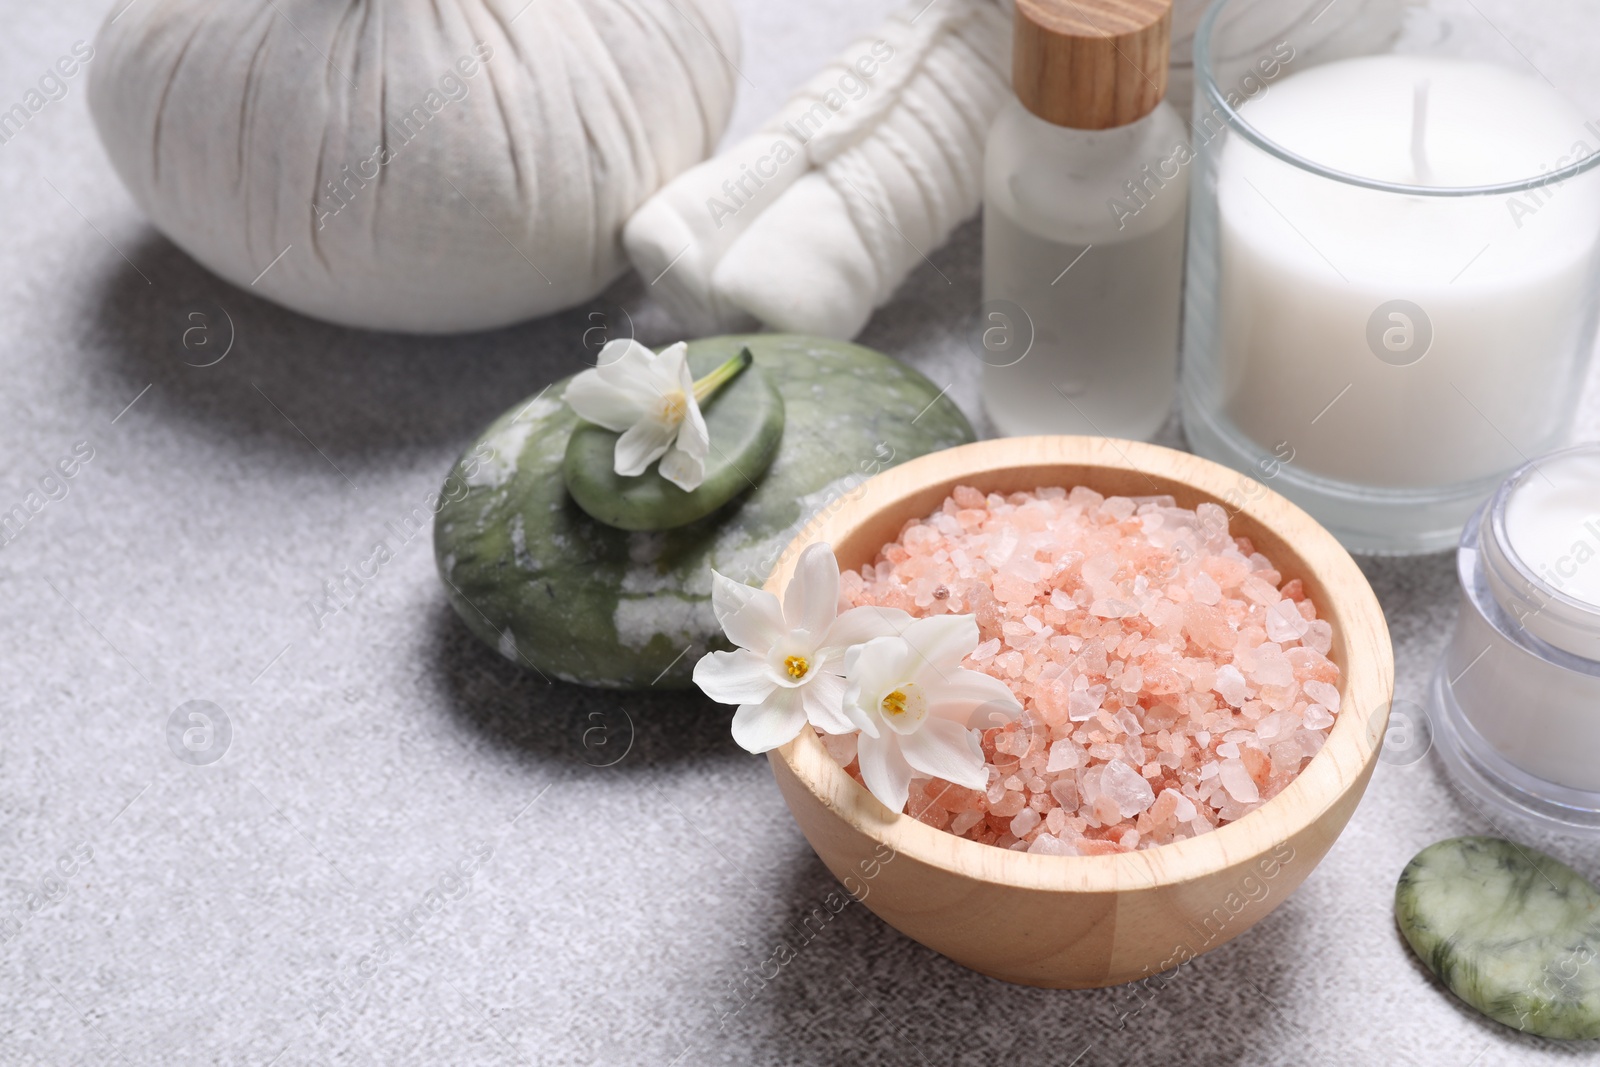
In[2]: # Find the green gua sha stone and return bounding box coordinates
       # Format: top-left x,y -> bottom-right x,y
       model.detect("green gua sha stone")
1395,836 -> 1600,1040
433,334 -> 974,689
563,348 -> 785,532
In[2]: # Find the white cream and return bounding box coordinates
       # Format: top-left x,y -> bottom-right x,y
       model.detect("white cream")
1503,450 -> 1600,611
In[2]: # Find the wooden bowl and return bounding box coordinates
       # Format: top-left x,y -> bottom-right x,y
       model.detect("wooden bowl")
764,437 -> 1393,988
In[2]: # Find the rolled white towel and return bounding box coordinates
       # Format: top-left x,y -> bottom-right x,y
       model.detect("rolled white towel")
625,0 -> 1012,340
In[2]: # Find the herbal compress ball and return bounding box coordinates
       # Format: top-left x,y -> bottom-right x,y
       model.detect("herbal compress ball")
88,0 -> 739,332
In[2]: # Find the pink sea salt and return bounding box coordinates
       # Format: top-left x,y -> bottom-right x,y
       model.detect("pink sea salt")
834,485 -> 1343,855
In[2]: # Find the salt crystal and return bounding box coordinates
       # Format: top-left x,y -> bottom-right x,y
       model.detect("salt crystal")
1189,571 -> 1223,605
952,485 -> 987,509
1010,807 -> 1041,837
1214,665 -> 1251,708
832,484 -> 1340,853
1265,599 -> 1311,642
1046,740 -> 1080,773
950,810 -> 984,836
993,570 -> 1037,605
1068,690 -> 1100,722
1255,710 -> 1292,743
995,730 -> 1030,757
1104,497 -> 1136,521
1218,759 -> 1260,803
1027,833 -> 1076,856
1303,619 -> 1334,655
1240,575 -> 1280,606
1049,778 -> 1079,809
1303,680 -> 1341,709
1102,759 -> 1156,818
985,774 -> 1006,805
1107,711 -> 1138,739
1171,791 -> 1197,822
1091,598 -> 1138,619
819,732 -> 858,769
1240,644 -> 1294,687
1302,704 -> 1335,730
992,791 -> 1026,817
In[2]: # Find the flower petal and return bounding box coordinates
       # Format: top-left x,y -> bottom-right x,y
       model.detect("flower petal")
692,649 -> 777,705
658,444 -> 706,491
562,368 -> 648,432
716,583 -> 786,655
799,671 -> 855,735
902,614 -> 980,681
838,667 -> 882,738
595,338 -> 657,381
820,605 -> 912,657
928,668 -> 1023,726
783,543 -> 840,638
898,718 -> 987,789
856,732 -> 913,813
647,342 -> 692,394
844,635 -> 918,723
613,416 -> 678,477
730,686 -> 807,753
675,360 -> 709,461
710,569 -> 761,620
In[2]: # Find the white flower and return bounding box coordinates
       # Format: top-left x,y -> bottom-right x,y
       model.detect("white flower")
564,339 -> 721,491
693,543 -> 911,753
843,615 -> 1022,813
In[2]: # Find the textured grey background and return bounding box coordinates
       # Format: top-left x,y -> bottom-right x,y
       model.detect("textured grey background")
3,1 -> 1600,1065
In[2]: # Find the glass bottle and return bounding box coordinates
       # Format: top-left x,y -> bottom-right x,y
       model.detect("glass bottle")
982,0 -> 1189,442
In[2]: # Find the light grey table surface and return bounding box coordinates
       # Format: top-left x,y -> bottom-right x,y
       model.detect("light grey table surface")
4,2 -> 1600,1065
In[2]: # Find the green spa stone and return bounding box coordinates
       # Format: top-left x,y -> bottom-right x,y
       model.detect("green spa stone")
562,349 -> 784,531
1395,836 -> 1600,1040
432,334 -> 974,689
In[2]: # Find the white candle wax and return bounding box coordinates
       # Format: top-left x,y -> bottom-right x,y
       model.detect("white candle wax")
1214,55 -> 1600,489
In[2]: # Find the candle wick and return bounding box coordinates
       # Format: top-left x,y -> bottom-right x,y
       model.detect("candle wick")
1411,79 -> 1434,185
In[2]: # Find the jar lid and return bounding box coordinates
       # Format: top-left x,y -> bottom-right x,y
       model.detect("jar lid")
1013,0 -> 1174,129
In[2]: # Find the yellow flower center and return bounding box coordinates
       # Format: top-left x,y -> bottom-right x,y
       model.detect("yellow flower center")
655,390 -> 688,426
882,689 -> 910,718
784,655 -> 810,680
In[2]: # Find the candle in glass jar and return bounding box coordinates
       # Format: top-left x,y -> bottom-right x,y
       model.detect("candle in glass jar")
1213,55 -> 1600,489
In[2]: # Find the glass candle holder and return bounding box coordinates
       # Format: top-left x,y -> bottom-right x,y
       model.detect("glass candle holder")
1432,445 -> 1600,832
1182,0 -> 1600,555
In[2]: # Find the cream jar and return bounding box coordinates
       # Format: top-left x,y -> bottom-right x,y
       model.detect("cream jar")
1432,444 -> 1600,831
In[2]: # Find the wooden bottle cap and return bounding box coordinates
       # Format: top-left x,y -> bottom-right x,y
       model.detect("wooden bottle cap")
1013,0 -> 1173,129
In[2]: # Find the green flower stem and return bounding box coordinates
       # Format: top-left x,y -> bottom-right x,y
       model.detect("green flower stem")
692,347 -> 753,404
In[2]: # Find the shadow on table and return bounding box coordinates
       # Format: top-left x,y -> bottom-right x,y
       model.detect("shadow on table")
82,229 -> 677,466
425,602 -> 742,772
683,845 -> 1320,1067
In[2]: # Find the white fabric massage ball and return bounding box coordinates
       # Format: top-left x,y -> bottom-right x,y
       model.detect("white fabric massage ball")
88,0 -> 740,333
